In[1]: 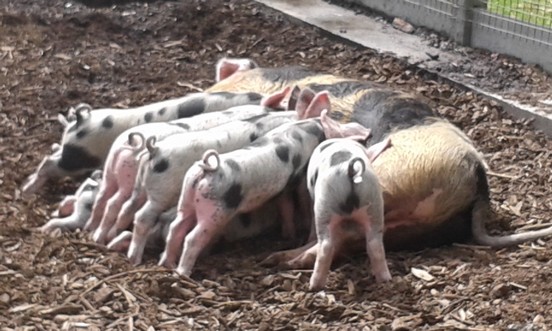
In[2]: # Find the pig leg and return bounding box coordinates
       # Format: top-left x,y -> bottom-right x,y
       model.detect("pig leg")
109,189 -> 147,241
276,193 -> 296,240
260,240 -> 316,266
41,215 -> 80,234
309,213 -> 342,291
56,196 -> 77,217
158,210 -> 196,269
127,201 -> 163,265
93,189 -> 132,244
84,173 -> 118,232
175,201 -> 234,276
107,231 -> 133,253
358,209 -> 392,283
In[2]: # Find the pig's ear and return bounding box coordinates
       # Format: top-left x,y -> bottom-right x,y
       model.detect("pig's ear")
304,91 -> 331,119
57,113 -> 69,127
286,85 -> 301,111
295,88 -> 316,119
364,137 -> 391,163
215,58 -> 258,82
260,86 -> 291,110
90,170 -> 103,182
74,103 -> 92,126
320,109 -> 371,141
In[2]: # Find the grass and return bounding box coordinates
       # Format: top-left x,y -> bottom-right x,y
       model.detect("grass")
487,0 -> 552,28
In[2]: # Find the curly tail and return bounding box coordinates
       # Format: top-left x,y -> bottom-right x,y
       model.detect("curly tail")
199,149 -> 220,172
126,132 -> 147,155
145,136 -> 159,159
348,157 -> 365,184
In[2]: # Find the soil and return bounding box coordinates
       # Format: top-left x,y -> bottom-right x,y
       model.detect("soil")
1,0 -> 552,330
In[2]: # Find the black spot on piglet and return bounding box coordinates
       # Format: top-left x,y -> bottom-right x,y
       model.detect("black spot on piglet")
275,145 -> 290,162
85,203 -> 93,211
102,116 -> 114,128
178,98 -> 205,118
223,183 -> 243,209
249,132 -> 258,142
158,107 -> 167,116
330,150 -> 352,166
153,158 -> 169,173
144,112 -> 153,123
59,144 -> 101,171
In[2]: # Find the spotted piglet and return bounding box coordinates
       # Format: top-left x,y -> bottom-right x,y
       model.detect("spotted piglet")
41,170 -> 103,234
306,110 -> 392,291
126,96 -> 316,265
22,91 -> 263,195
159,90 -> 333,275
87,87 -> 292,243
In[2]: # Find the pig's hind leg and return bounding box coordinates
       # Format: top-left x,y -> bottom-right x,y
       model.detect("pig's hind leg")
84,166 -> 118,232
127,201 -> 163,265
357,207 -> 392,283
109,188 -> 147,241
309,211 -> 343,291
175,200 -> 234,276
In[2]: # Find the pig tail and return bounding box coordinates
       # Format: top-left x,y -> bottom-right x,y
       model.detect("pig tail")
128,132 -> 147,153
145,136 -> 159,158
199,149 -> 220,172
348,157 -> 365,184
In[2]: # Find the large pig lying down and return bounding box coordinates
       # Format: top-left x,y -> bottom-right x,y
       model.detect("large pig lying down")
86,87 -> 293,244
207,58 -> 552,264
22,91 -> 264,195
126,89 -> 329,265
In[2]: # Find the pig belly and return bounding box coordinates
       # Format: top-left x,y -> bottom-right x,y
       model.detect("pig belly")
372,122 -> 481,249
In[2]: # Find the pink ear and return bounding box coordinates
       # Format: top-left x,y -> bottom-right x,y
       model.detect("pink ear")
260,86 -> 292,110
304,91 -> 331,118
286,85 -> 301,111
365,137 -> 391,163
216,59 -> 239,82
215,58 -> 258,82
320,109 -> 371,141
295,88 -> 316,119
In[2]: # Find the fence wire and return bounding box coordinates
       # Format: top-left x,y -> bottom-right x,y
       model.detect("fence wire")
474,0 -> 552,46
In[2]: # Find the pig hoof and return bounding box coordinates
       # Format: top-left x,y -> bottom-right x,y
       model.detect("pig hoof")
308,280 -> 326,292
175,267 -> 191,277
375,272 -> 392,283
92,230 -> 106,245
158,255 -> 176,269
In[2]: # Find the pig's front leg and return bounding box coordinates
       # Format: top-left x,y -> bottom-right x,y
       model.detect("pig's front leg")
127,201 -> 162,265
56,196 -> 77,218
276,193 -> 297,240
260,240 -> 317,267
175,199 -> 233,276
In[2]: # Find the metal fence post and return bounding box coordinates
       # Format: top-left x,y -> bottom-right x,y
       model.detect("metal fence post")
455,0 -> 474,46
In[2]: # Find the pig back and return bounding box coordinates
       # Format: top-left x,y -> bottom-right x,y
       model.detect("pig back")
372,119 -> 485,248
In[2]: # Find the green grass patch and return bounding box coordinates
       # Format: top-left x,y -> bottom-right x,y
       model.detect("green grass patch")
487,0 -> 552,27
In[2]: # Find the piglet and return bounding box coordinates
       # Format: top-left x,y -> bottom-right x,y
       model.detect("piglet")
159,90 -> 333,275
87,87 -> 292,243
41,170 -> 103,234
306,110 -> 392,291
21,91 -> 263,195
127,106 -> 310,265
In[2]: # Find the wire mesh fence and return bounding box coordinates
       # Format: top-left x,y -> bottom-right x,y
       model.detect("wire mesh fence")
484,0 -> 552,29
